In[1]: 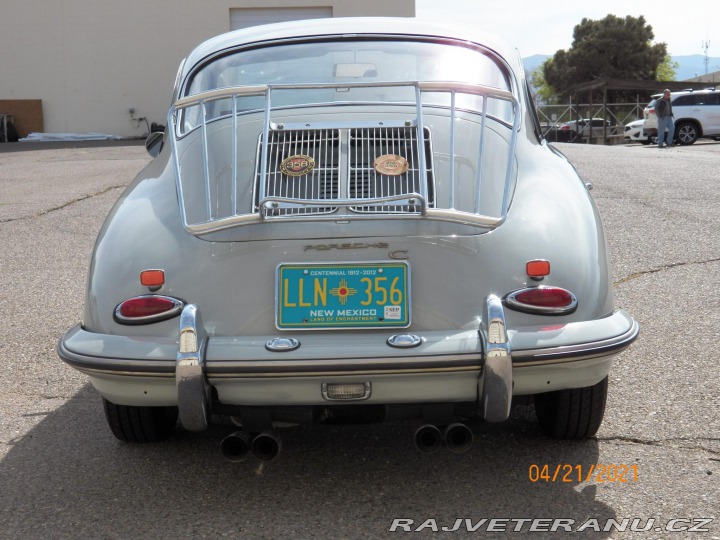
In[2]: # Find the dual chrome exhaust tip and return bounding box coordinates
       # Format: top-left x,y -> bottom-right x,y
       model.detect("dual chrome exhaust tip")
221,423 -> 473,461
220,431 -> 281,462
414,423 -> 473,453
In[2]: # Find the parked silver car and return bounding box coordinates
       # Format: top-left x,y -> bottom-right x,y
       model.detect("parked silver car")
557,117 -> 615,141
57,17 -> 638,459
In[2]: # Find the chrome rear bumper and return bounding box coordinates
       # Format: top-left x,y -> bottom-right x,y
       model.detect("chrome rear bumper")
58,298 -> 639,431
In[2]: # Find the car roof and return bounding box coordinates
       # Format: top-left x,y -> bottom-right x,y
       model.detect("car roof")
180,17 -> 523,81
654,88 -> 719,100
562,118 -> 606,122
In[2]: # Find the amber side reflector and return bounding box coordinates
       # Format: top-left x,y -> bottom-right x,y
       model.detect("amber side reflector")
140,269 -> 165,287
526,260 -> 550,278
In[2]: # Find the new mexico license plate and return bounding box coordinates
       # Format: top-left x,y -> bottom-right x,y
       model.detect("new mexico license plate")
276,262 -> 410,329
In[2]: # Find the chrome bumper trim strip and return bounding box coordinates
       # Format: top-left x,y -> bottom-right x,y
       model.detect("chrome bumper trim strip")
512,318 -> 639,366
57,324 -> 176,375
58,311 -> 638,379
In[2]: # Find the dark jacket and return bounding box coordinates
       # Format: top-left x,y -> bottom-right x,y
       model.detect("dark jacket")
656,97 -> 673,118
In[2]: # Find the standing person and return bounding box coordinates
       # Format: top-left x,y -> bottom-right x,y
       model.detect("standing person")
656,89 -> 675,148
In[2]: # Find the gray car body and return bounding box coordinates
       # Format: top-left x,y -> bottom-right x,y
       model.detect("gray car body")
58,18 -> 638,431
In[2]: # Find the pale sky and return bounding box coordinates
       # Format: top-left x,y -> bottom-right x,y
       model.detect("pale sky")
415,0 -> 716,57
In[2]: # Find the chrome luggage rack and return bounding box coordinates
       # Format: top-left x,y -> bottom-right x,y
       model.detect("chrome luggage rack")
169,81 -> 520,235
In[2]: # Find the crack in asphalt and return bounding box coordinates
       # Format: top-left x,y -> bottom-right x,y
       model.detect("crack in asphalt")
614,257 -> 720,285
0,390 -> 91,402
0,184 -> 126,224
601,435 -> 720,456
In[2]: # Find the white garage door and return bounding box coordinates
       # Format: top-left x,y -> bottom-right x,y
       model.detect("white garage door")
230,7 -> 333,31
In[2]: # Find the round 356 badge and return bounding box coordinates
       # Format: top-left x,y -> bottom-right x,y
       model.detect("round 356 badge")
280,154 -> 316,177
373,154 -> 409,176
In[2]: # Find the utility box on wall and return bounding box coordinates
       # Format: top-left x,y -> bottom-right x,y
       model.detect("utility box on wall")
0,100 -> 44,139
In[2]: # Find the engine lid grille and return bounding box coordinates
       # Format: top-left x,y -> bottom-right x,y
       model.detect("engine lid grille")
349,127 -> 433,214
256,126 -> 433,217
259,128 -> 340,217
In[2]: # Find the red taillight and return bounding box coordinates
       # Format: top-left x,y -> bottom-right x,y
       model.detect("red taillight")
114,295 -> 184,324
504,287 -> 577,315
515,288 -> 573,307
560,125 -> 570,131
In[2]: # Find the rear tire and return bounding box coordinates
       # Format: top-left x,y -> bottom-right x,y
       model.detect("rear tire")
103,399 -> 178,443
534,377 -> 608,440
675,121 -> 699,145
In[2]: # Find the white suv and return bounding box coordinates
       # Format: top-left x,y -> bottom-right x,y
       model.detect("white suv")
643,88 -> 720,145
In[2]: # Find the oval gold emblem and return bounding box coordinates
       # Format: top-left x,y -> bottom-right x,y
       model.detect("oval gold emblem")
373,154 -> 409,176
280,154 -> 316,177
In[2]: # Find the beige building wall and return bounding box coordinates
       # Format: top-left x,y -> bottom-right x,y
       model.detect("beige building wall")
0,0 -> 414,138
685,71 -> 720,84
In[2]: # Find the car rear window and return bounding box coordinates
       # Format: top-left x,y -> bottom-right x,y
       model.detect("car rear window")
179,39 -> 516,133
186,39 -> 512,96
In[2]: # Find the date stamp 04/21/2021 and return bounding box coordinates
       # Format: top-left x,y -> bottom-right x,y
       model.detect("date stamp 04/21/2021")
528,463 -> 639,483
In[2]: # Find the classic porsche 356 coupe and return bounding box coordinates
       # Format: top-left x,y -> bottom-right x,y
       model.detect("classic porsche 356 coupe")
58,17 -> 638,460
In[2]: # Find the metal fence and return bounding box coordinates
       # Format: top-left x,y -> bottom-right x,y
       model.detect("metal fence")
536,100 -> 648,143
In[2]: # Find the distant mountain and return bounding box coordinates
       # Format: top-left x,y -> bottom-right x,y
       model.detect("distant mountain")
522,54 -> 550,75
522,54 -> 720,82
673,55 -> 720,80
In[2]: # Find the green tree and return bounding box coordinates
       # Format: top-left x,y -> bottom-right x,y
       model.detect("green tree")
529,65 -> 558,104
543,15 -> 667,100
656,55 -> 679,81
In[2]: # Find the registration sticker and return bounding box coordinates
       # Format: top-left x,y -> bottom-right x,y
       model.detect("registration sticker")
276,262 -> 410,329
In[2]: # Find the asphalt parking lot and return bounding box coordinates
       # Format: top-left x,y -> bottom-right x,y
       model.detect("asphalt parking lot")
0,139 -> 718,538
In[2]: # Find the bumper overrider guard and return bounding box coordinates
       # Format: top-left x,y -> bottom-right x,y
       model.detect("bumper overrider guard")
480,295 -> 512,423
57,298 -> 639,432
176,304 -> 209,431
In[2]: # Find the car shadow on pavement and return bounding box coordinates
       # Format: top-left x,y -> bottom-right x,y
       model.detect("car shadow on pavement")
0,386 -> 618,539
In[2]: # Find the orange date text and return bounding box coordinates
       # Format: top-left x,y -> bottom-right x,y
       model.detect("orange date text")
528,463 -> 639,483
